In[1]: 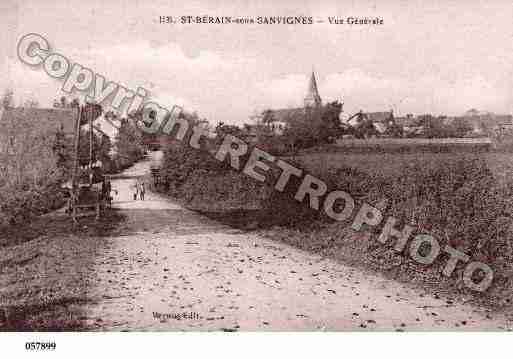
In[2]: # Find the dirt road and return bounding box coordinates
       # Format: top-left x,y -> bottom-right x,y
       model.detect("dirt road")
1,153 -> 512,331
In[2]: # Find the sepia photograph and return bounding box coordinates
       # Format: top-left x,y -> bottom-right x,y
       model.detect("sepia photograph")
1,0 -> 513,356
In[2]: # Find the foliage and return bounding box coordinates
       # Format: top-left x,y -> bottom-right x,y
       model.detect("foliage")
0,103 -> 67,225
77,130 -> 111,167
160,138 -> 229,194
353,117 -> 379,139
111,117 -> 146,171
449,117 -> 474,137
384,120 -> 404,138
52,128 -> 73,176
280,101 -> 344,152
411,115 -> 473,138
0,95 -> 131,225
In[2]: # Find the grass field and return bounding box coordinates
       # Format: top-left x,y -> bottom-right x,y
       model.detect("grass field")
288,151 -> 513,187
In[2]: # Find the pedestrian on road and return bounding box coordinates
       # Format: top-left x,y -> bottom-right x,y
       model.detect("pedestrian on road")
133,180 -> 139,201
140,181 -> 146,201
102,177 -> 112,205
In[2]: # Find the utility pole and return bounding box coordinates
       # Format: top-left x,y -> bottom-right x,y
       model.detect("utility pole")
69,103 -> 103,223
71,105 -> 82,224
89,105 -> 94,186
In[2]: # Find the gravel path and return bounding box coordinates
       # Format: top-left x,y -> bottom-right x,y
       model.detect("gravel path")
1,153 -> 512,331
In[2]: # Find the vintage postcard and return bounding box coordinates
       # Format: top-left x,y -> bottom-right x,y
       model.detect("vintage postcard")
1,0 -> 512,356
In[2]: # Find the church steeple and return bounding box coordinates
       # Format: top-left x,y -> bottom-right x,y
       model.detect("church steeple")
304,71 -> 322,107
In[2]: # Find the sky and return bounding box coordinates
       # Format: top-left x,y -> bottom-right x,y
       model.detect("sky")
1,0 -> 513,125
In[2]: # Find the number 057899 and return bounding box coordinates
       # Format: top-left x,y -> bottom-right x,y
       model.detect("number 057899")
25,342 -> 56,350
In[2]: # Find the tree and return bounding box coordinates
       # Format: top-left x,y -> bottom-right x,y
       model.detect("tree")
450,117 -> 473,137
316,101 -> 344,142
114,118 -> 145,169
261,109 -> 275,125
384,120 -> 404,138
281,101 -> 344,153
418,115 -> 450,138
354,118 -> 379,139
52,128 -> 73,174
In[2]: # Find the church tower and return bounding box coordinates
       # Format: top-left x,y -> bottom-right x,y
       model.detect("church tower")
304,71 -> 322,107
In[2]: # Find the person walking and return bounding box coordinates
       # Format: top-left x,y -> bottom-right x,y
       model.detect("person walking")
133,180 -> 139,201
140,181 -> 146,201
101,177 -> 111,204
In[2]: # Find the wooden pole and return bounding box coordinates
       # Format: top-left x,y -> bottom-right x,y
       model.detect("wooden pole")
71,105 -> 82,224
89,105 -> 94,187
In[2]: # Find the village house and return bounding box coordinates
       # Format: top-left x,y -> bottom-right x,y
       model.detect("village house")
342,110 -> 398,138
395,114 -> 425,137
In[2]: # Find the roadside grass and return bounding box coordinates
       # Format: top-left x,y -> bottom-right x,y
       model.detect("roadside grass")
0,297 -> 97,331
0,210 -> 127,248
0,208 -> 127,331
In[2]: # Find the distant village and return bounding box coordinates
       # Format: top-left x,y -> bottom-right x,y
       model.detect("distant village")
246,71 -> 513,145
2,71 -> 513,154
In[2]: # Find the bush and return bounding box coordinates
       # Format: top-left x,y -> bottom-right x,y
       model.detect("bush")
0,110 -> 67,227
276,155 -> 513,301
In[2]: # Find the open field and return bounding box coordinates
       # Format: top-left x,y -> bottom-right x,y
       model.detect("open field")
288,151 -> 513,187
